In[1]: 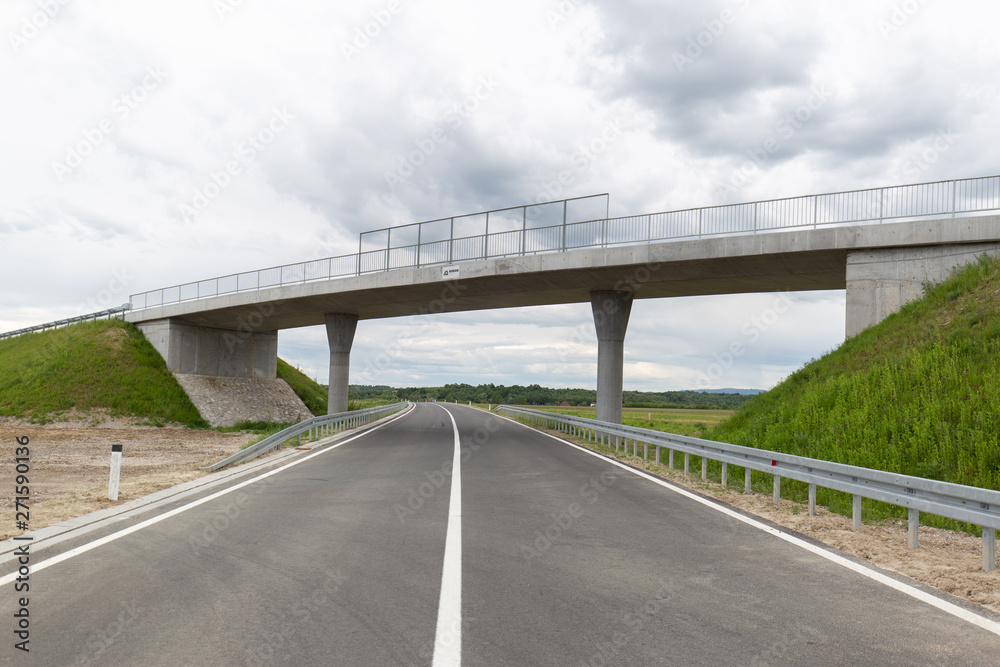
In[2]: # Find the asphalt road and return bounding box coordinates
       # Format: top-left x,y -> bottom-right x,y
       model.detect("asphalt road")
3,402 -> 1000,665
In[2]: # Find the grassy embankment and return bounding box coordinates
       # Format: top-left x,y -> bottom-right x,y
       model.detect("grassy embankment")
542,255 -> 1000,532
0,319 -> 391,434
0,319 -> 207,428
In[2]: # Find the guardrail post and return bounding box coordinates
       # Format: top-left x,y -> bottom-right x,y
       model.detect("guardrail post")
721,462 -> 728,487
684,452 -> 690,476
773,476 -> 781,503
908,509 -> 919,549
643,442 -> 648,460
745,468 -> 751,494
668,449 -> 674,469
852,495 -> 862,531
701,457 -> 707,481
985,529 -> 996,573
808,484 -> 816,516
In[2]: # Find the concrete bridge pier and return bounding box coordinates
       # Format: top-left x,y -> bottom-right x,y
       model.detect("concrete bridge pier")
325,313 -> 358,415
591,290 -> 633,424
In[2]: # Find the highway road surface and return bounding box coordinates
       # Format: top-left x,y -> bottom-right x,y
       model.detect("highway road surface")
3,402 -> 1000,665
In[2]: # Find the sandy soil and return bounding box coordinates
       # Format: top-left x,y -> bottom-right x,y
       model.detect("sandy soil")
0,414 -> 256,542
2,416 -> 997,616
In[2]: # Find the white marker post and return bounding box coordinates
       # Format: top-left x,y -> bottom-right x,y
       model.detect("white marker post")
108,444 -> 123,501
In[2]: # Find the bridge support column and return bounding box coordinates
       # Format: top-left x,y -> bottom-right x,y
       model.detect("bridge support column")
325,313 -> 358,415
591,290 -> 633,424
846,243 -> 1000,337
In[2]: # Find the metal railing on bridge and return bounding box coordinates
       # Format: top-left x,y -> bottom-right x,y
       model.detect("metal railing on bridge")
0,304 -> 132,340
495,405 -> 1000,572
129,174 -> 1000,311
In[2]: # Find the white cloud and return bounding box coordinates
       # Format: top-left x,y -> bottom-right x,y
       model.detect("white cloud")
1,0 -> 996,391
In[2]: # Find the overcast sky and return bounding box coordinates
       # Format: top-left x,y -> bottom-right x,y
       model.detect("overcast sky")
3,0 -> 998,392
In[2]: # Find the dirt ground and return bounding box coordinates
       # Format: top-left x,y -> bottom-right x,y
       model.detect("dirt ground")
1,416 -> 997,616
0,413 -> 257,543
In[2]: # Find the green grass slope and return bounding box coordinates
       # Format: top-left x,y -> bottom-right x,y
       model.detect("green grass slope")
0,319 -> 207,427
709,254 -> 1000,527
276,358 -> 328,416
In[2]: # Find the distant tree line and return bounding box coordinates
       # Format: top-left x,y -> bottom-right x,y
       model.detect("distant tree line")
348,384 -> 753,409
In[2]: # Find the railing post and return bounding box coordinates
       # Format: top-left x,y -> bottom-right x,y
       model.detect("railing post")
562,199 -> 568,250
808,484 -> 816,516
985,528 -> 996,573
521,206 -> 527,256
745,467 -> 751,494
721,462 -> 728,487
852,495 -> 863,531
773,476 -> 781,503
684,452 -> 690,476
701,456 -> 707,481
668,449 -> 674,469
908,509 -> 919,549
385,228 -> 391,271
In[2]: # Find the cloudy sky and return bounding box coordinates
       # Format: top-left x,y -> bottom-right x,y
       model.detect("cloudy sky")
2,0 -> 998,392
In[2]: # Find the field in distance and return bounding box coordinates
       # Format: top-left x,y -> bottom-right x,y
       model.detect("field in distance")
504,405 -> 733,438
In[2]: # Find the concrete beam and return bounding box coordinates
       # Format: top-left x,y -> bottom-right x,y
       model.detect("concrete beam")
591,291 -> 633,424
845,242 -> 1000,337
136,319 -> 277,378
325,313 -> 358,415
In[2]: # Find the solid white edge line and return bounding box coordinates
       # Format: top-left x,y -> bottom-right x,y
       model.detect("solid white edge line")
494,411 -> 1000,639
0,404 -> 416,587
432,405 -> 463,667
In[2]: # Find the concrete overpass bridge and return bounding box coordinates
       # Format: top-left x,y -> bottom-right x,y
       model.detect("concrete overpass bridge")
126,175 -> 1000,423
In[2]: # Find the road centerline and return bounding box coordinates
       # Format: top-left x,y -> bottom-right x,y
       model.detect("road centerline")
432,405 -> 463,667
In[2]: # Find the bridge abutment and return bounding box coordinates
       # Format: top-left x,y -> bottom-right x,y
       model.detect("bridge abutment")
845,243 -> 1000,337
136,319 -> 277,377
325,313 -> 359,415
591,290 -> 633,424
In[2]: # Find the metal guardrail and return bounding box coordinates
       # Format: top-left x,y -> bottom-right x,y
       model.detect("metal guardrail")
202,402 -> 410,472
128,175 -> 1000,311
0,304 -> 132,340
496,406 -> 1000,572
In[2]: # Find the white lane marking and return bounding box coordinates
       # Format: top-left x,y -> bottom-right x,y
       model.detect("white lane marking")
495,412 -> 1000,639
0,404 -> 416,586
432,405 -> 463,667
